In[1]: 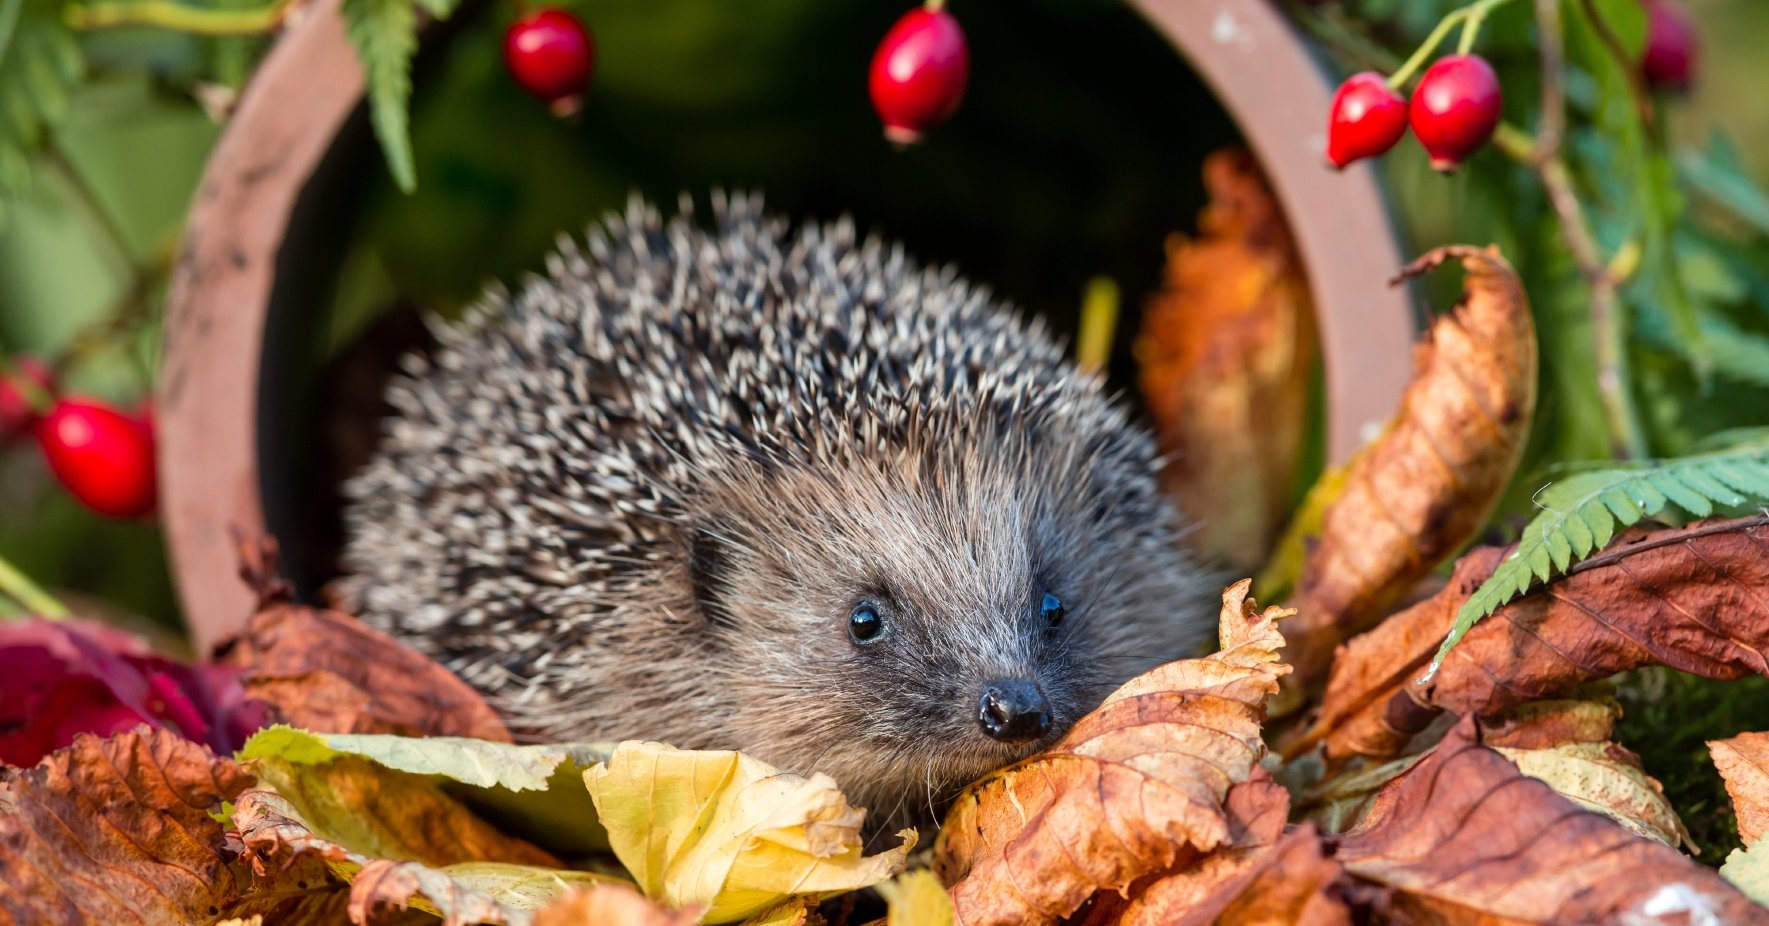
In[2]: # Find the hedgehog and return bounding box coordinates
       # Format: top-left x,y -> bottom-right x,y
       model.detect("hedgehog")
340,193 -> 1214,829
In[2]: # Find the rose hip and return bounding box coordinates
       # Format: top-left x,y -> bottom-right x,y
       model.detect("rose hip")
869,3 -> 969,145
1409,54 -> 1503,174
1642,0 -> 1698,92
504,8 -> 595,114
1326,72 -> 1408,169
35,398 -> 157,519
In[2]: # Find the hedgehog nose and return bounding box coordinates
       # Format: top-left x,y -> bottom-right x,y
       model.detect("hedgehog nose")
977,679 -> 1052,743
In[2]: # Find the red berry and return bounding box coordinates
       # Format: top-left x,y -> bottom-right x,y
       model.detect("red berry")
504,8 -> 595,113
868,4 -> 969,145
1642,0 -> 1697,92
1325,72 -> 1408,169
1409,55 -> 1502,174
35,399 -> 157,519
0,357 -> 54,443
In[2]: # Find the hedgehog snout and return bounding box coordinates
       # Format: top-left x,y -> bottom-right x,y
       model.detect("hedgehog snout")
976,677 -> 1053,743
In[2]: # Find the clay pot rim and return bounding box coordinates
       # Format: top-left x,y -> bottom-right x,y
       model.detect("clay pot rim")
158,0 -> 1415,653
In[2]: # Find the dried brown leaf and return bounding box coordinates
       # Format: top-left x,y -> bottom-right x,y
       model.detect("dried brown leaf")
1301,516 -> 1769,766
1711,731 -> 1769,848
1281,245 -> 1535,700
1075,774 -> 1351,926
933,581 -> 1290,926
533,884 -> 701,926
0,728 -> 252,925
1137,149 -> 1317,570
225,601 -> 510,740
1336,718 -> 1767,924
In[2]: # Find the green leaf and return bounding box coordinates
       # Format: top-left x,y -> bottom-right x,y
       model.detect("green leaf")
1679,132 -> 1769,237
0,0 -> 84,223
1429,437 -> 1769,677
342,0 -> 418,191
239,726 -> 614,854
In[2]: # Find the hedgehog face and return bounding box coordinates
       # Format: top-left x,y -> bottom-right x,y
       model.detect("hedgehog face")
690,443 -> 1208,820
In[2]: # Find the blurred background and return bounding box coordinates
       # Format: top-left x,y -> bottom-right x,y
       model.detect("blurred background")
0,0 -> 1764,632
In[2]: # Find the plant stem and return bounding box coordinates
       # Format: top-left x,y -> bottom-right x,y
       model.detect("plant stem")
1388,0 -> 1519,88
1387,10 -> 1466,88
1521,0 -> 1649,459
923,0 -> 946,12
64,0 -> 290,35
0,553 -> 69,619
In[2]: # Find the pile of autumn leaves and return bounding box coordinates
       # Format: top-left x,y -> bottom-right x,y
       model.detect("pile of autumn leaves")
7,156 -> 1769,925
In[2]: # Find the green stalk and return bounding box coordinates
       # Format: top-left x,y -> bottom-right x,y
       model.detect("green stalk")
64,0 -> 290,35
0,553 -> 70,620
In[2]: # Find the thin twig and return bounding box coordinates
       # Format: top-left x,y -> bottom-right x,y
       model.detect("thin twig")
1576,0 -> 1658,141
1521,0 -> 1648,459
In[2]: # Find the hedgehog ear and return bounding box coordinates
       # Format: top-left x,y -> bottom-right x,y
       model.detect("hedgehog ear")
687,526 -> 736,630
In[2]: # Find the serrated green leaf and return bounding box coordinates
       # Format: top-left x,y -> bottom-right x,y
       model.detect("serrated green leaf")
1583,501 -> 1617,549
1545,528 -> 1573,573
342,0 -> 418,191
1679,132 -> 1769,237
1625,477 -> 1667,516
1561,506 -> 1595,556
1427,438 -> 1769,679
1684,465 -> 1748,507
0,0 -> 82,223
1601,487 -> 1643,522
1647,470 -> 1713,517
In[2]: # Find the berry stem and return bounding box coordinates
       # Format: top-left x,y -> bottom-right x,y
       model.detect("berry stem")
1386,0 -> 1519,89
63,0 -> 293,34
922,0 -> 946,12
0,354 -> 53,414
0,553 -> 70,621
1495,0 -> 1649,459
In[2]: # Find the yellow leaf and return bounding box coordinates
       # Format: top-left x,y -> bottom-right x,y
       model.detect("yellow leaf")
583,741 -> 914,924
1495,742 -> 1691,849
1723,842 -> 1769,907
877,870 -> 954,926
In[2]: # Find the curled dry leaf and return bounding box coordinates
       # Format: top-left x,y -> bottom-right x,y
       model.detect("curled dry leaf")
1301,515 -> 1769,766
1335,718 -> 1768,924
1711,732 -> 1769,848
532,884 -> 701,926
583,740 -> 914,924
1078,774 -> 1351,926
934,580 -> 1290,926
1481,699 -> 1690,849
1136,149 -> 1317,570
0,728 -> 252,926
232,786 -> 614,926
223,599 -> 510,741
241,725 -> 613,854
1280,245 -> 1535,700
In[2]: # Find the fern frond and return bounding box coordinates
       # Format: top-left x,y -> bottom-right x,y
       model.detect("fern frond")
0,0 -> 85,225
343,0 -> 417,192
1426,436 -> 1769,678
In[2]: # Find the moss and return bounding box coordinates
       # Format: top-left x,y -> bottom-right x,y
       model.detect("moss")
1615,668 -> 1769,862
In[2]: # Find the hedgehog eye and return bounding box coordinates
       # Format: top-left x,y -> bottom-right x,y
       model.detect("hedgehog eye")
848,603 -> 885,645
1040,592 -> 1066,629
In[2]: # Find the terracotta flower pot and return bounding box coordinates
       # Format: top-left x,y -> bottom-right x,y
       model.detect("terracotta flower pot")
159,0 -> 1414,652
